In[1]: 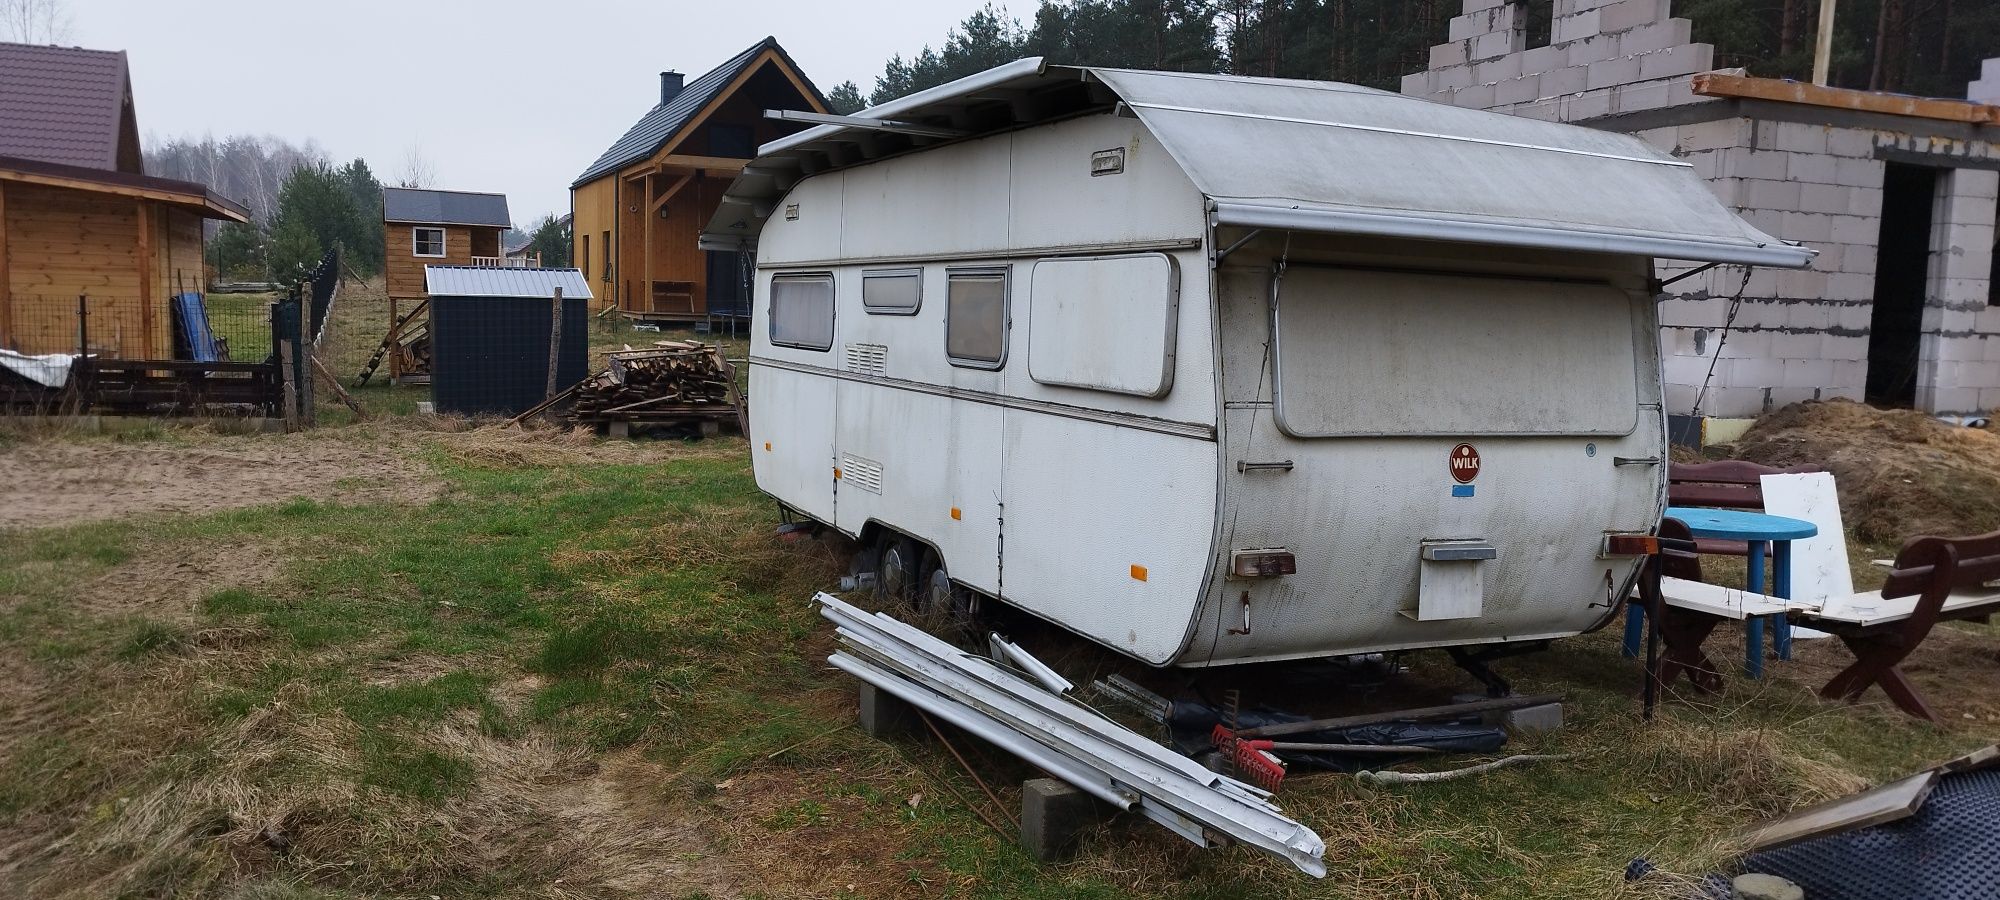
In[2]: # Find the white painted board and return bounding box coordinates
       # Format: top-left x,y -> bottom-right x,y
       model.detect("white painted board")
1760,472 -> 1849,639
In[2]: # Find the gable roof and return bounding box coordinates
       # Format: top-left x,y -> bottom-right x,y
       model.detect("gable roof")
0,154 -> 249,222
383,187 -> 511,227
0,42 -> 138,172
572,36 -> 826,187
706,60 -> 1814,269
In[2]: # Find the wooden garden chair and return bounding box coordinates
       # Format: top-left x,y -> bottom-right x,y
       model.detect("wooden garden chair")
1667,460 -> 1825,557
1792,530 -> 2000,724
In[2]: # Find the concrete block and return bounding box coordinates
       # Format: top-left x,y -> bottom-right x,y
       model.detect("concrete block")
858,682 -> 915,738
1552,9 -> 1602,44
1827,272 -> 1877,302
1736,204 -> 1783,235
1587,55 -> 1642,90
1431,40 -> 1471,69
1498,703 -> 1564,733
1829,214 -> 1878,244
1470,29 -> 1520,61
1717,331 -> 1770,360
1809,243 -> 1844,273
1598,0 -> 1670,32
1449,12 -> 1489,41
1521,43 -> 1566,77
1723,147 -> 1788,180
1769,331 -> 1821,360
1401,71 -> 1434,96
1638,44 -> 1713,80
1843,244 -> 1878,275
1541,64 -> 1588,96
1474,53 -> 1525,83
1565,33 -> 1618,67
1513,99 -> 1565,121
1783,358 -> 1836,389
1783,209 -> 1838,242
1786,152 -> 1839,184
1834,156 -> 1885,189
1455,82 -> 1497,109
1563,89 -> 1614,119
1496,74 -> 1544,104
1684,148 -> 1723,178
1619,17 -> 1693,54
1613,79 -> 1671,112
1020,778 -> 1109,863
1800,183 -> 1852,215
1956,168 -> 2000,200
1678,118 -> 1750,152
1773,122 -> 1830,154
1825,127 -> 1878,158
1437,64 -> 1476,90
1822,333 -> 1871,361
1743,179 -> 1803,211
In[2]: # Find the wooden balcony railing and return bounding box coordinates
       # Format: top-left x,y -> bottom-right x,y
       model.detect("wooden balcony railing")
469,255 -> 540,268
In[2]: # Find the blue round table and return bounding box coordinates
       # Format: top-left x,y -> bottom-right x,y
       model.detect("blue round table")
1625,507 -> 1818,678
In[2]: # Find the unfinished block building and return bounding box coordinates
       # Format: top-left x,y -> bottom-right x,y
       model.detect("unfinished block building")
1403,0 -> 2000,417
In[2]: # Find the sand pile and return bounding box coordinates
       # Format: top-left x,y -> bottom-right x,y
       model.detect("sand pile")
1731,399 -> 2000,543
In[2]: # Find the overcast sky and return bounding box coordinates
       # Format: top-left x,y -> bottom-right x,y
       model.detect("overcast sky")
78,0 -> 983,225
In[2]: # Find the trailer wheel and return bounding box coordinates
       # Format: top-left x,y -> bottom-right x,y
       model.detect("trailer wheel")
917,548 -> 971,619
874,532 -> 922,609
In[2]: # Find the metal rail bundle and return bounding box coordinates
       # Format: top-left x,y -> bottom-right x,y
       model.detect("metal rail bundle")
565,341 -> 740,430
818,593 -> 1328,877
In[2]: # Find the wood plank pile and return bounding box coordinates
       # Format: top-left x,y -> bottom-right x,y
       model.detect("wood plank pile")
564,341 -> 740,431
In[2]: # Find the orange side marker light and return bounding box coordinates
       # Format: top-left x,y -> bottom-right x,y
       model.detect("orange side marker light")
1130,564 -> 1148,582
950,507 -> 962,520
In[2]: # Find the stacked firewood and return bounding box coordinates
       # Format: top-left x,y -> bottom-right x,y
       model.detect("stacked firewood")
564,341 -> 739,429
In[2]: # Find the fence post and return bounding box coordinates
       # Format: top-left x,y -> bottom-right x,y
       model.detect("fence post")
76,294 -> 88,356
275,300 -> 298,431
545,287 -> 564,401
295,288 -> 315,426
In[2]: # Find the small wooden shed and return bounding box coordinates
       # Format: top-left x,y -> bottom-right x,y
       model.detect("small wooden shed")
0,155 -> 249,358
424,266 -> 591,417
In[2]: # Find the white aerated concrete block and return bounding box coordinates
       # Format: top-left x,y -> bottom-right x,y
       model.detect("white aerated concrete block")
1587,55 -> 1642,90
1787,152 -> 1838,184
1620,18 -> 1693,54
1825,128 -> 1878,158
1470,29 -> 1519,61
1638,44 -> 1712,79
1598,0 -> 1671,32
1541,65 -> 1588,95
1800,183 -> 1852,215
1553,10 -> 1602,44
1521,44 -> 1565,77
1497,74 -> 1544,104
1431,40 -> 1471,69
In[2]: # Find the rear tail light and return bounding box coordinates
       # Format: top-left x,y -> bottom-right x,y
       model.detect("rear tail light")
1230,549 -> 1297,577
1603,534 -> 1659,557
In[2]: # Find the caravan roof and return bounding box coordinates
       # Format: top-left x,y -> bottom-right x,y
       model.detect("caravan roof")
704,59 -> 1811,268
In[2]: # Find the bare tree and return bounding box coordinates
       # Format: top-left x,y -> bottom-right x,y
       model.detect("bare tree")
396,144 -> 435,189
0,0 -> 73,43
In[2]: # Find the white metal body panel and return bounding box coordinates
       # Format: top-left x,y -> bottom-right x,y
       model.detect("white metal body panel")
751,114 -> 1219,664
1183,236 -> 1665,665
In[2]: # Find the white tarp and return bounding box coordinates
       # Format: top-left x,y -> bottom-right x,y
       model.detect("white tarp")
0,349 -> 78,389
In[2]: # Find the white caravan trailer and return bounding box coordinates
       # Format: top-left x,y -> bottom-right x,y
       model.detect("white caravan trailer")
701,61 -> 1812,669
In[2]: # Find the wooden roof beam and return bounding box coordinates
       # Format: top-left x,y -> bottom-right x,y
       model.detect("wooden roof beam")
1692,73 -> 2000,124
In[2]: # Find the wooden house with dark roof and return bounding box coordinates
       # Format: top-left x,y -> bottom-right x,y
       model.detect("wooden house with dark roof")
0,41 -> 248,359
381,187 -> 514,301
571,37 -> 827,321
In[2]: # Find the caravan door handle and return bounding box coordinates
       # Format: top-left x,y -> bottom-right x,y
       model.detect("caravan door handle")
1613,456 -> 1662,467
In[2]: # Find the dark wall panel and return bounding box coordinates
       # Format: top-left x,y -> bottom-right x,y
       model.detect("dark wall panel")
430,295 -> 589,417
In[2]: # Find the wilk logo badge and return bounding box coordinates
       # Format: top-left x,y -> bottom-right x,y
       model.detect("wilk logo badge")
1449,443 -> 1481,484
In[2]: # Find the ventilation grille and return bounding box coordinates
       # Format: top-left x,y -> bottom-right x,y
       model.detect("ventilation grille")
845,342 -> 888,377
840,453 -> 884,494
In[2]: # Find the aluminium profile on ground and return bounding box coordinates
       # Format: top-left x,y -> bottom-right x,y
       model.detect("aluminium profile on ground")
817,593 -> 1328,877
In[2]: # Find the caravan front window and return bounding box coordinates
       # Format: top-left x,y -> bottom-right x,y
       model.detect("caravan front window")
769,273 -> 834,351
946,268 -> 1008,368
1272,266 -> 1641,437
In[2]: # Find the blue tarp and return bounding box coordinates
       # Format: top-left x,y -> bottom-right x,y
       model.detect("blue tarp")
171,292 -> 220,362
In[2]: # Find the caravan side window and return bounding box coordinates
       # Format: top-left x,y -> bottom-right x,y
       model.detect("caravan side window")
862,268 -> 922,315
945,268 -> 1009,368
769,273 -> 834,351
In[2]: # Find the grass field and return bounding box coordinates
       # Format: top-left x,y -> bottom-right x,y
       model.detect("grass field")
0,279 -> 1995,897
2,420 -> 1996,898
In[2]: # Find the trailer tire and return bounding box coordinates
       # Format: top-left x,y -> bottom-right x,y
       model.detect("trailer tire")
874,532 -> 922,609
918,548 -> 971,619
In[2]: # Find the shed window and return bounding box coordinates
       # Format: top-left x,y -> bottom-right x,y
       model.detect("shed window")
946,268 -> 1008,368
769,273 -> 834,351
862,268 -> 922,315
413,227 -> 446,258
